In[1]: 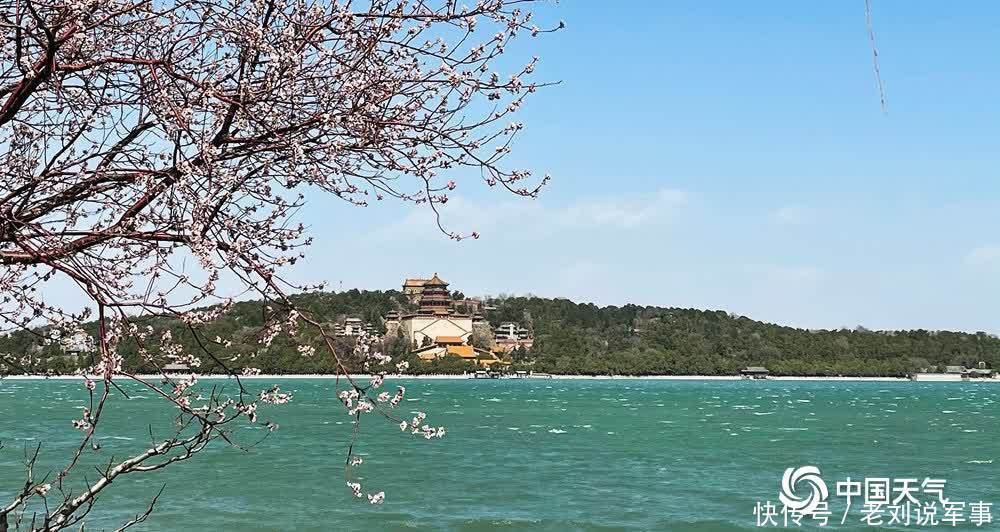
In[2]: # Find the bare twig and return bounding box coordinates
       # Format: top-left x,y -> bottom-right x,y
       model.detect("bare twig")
865,0 -> 887,113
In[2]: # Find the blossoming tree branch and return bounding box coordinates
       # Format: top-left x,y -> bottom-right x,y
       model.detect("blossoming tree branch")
0,0 -> 557,528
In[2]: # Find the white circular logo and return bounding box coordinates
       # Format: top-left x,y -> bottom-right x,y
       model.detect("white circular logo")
779,466 -> 828,515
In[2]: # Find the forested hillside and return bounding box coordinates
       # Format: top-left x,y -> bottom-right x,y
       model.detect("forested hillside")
491,297 -> 1000,376
3,290 -> 998,376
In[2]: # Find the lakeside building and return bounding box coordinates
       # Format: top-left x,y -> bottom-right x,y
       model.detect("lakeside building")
740,366 -> 770,379
333,317 -> 373,337
965,368 -> 995,379
405,276 -> 482,311
386,274 -> 488,347
387,274 -> 504,367
494,322 -> 534,353
413,337 -> 475,362
453,297 -> 485,314
410,341 -> 507,368
162,362 -> 191,373
963,362 -> 995,379
402,277 -> 429,304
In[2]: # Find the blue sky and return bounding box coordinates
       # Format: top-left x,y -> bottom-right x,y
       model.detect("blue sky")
293,1 -> 1000,333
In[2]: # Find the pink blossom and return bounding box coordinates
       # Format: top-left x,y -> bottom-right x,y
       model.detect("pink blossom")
0,0 -> 562,518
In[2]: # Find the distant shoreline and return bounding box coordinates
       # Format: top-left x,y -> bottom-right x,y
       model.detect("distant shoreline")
2,373 -> 995,382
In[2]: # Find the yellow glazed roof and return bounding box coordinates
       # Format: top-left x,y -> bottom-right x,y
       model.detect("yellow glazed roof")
447,345 -> 476,358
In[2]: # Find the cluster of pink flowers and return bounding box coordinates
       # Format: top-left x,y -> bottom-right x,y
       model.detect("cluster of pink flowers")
337,389 -> 360,408
259,385 -> 292,405
339,368 -> 445,501
72,407 -> 92,432
349,400 -> 375,415
297,344 -> 316,357
235,402 -> 258,423
399,412 -> 446,439
346,480 -> 385,506
345,480 -> 384,505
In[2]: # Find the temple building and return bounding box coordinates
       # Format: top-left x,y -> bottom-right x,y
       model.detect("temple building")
387,274 -> 483,346
416,274 -> 454,316
402,277 -> 429,304
410,335 -> 506,368
386,274 -> 496,364
413,336 -> 475,362
494,322 -> 534,352
333,317 -> 373,337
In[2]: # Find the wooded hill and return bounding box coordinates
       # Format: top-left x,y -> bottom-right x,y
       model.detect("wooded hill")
3,290 -> 998,376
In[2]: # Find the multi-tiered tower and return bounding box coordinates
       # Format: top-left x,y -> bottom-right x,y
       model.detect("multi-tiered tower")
389,273 -> 473,348
416,274 -> 452,316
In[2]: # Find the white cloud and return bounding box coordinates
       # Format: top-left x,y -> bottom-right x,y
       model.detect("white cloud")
556,188 -> 687,229
965,245 -> 1000,267
372,186 -> 688,242
772,204 -> 812,226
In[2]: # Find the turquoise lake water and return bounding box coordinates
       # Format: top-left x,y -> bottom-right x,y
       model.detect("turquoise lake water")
1,379 -> 998,531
